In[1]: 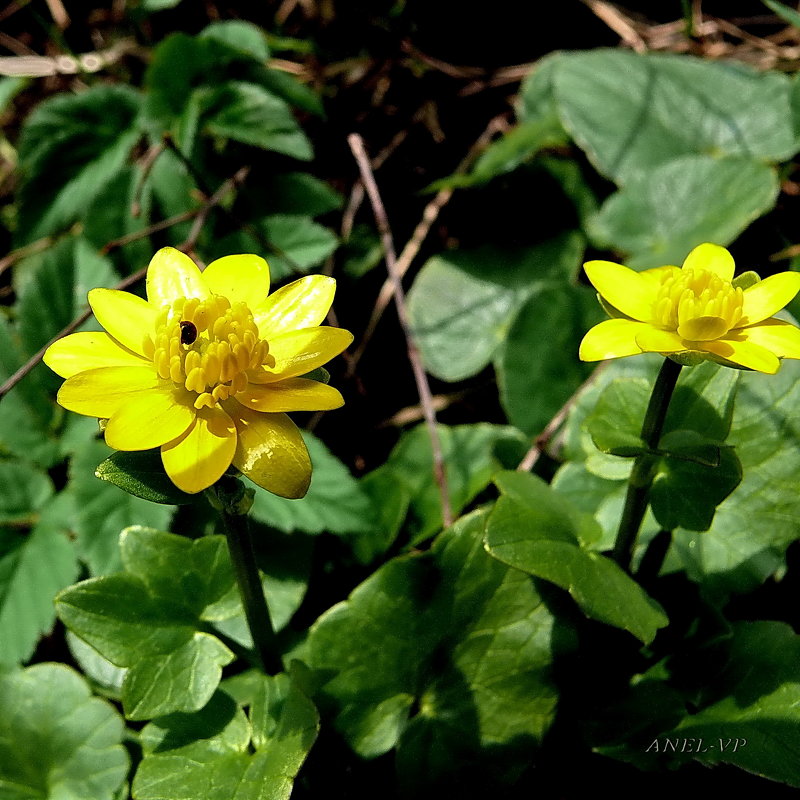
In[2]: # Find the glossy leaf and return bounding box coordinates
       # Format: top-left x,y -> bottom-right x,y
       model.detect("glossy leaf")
133,675 -> 319,800
56,528 -> 239,719
307,511 -> 563,784
96,449 -> 196,505
485,471 -> 668,643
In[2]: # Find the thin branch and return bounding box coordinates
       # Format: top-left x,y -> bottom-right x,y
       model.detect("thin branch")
348,133 -> 453,528
347,113 -> 509,376
517,362 -> 610,472
0,167 -> 250,400
579,0 -> 647,53
0,235 -> 57,277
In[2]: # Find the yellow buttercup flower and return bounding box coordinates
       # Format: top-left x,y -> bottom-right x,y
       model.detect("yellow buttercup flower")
44,248 -> 353,496
579,243 -> 800,374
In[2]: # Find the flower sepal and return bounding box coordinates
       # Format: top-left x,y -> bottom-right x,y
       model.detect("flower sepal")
667,352 -> 707,367
95,449 -> 195,505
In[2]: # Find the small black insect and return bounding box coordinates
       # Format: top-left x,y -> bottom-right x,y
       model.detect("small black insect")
180,321 -> 198,345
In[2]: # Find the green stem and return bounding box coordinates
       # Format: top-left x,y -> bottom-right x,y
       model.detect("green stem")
209,477 -> 283,676
612,358 -> 682,571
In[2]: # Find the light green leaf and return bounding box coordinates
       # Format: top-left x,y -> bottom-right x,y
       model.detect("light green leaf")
0,663 -> 128,800
308,510 -> 562,781
202,81 -> 312,160
69,438 -> 173,575
408,233 -> 584,381
66,631 -> 126,699
485,471 -> 668,643
133,675 -> 319,800
385,423 -> 528,543
0,460 -> 52,524
553,50 -> 797,184
56,528 -> 241,719
16,85 -> 141,243
587,155 -> 779,269
250,431 -> 375,535
258,214 -> 338,277
497,284 -> 603,435
0,495 -> 79,665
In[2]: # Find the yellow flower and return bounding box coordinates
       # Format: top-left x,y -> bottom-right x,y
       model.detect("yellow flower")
579,243 -> 800,374
44,248 -> 353,496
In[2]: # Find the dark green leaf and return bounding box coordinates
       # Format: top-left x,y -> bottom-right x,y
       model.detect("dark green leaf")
16,85 -> 141,243
199,20 -> 270,62
496,283 -> 603,435
485,471 -> 668,643
0,494 -> 79,666
0,664 -> 128,799
308,510 -> 562,782
96,449 -> 195,505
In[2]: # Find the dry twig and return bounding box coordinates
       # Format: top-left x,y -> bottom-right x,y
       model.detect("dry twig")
348,132 -> 453,528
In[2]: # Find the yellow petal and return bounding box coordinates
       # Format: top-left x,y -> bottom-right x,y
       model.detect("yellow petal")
88,288 -> 158,357
681,243 -> 735,282
105,388 -> 195,450
57,366 -> 162,418
578,319 -> 647,361
583,261 -> 654,322
677,316 -> 729,342
227,404 -> 311,499
161,407 -> 236,494
638,265 -> 680,287
252,327 -> 353,382
253,275 -> 336,337
235,378 -> 344,413
739,272 -> 800,326
202,254 -> 270,309
43,332 -> 148,378
736,318 -> 800,359
146,247 -> 210,307
698,338 -> 780,374
634,327 -> 687,353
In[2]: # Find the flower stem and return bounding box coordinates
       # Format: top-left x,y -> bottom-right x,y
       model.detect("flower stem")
612,358 -> 682,571
208,476 -> 283,675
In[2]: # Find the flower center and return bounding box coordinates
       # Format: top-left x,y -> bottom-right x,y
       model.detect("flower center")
144,295 -> 273,410
652,268 -> 744,341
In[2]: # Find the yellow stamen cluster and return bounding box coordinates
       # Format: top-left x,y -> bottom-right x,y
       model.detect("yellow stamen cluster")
144,295 -> 273,409
652,268 -> 744,341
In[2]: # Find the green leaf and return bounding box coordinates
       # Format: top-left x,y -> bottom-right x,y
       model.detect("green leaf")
584,377 -> 650,456
96,449 -> 195,505
0,663 -> 128,800
16,85 -> 141,243
0,76 -> 27,113
657,429 -> 724,466
553,50 -> 797,184
66,631 -> 126,699
616,622 -> 800,786
485,471 -> 668,643
587,156 -> 779,269
253,171 -> 343,216
0,495 -> 79,665
17,237 -> 117,355
0,318 -> 60,468
202,81 -> 313,160
0,460 -> 52,524
56,527 -> 241,719
650,447 -> 742,531
250,431 -> 376,536
385,423 -> 528,543
307,510 -> 562,781
199,20 -> 270,62
69,438 -> 173,574
408,233 -> 584,381
430,117 -> 567,190
761,0 -> 800,29
133,676 -> 319,800
258,214 -> 338,277
496,284 -> 603,435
